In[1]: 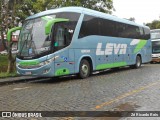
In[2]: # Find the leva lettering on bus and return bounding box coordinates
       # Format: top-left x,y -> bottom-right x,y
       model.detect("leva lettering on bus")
96,40 -> 147,56
96,43 -> 127,56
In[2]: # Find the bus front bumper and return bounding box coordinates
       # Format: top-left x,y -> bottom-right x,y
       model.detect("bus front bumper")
16,64 -> 54,77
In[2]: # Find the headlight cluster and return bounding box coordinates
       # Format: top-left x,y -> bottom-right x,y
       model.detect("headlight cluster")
39,59 -> 52,66
39,56 -> 59,66
17,56 -> 59,69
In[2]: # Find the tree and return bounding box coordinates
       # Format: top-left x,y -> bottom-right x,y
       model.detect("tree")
0,0 -> 22,73
15,0 -> 36,23
146,20 -> 160,29
128,17 -> 135,22
29,0 -> 114,14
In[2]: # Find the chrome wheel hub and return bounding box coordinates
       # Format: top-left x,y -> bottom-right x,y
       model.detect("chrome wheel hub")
82,64 -> 88,76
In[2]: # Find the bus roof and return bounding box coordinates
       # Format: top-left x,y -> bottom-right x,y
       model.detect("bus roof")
26,7 -> 148,28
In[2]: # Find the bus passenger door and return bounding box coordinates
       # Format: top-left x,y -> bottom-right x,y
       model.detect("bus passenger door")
54,50 -> 75,77
54,50 -> 70,77
68,49 -> 75,74
53,23 -> 74,76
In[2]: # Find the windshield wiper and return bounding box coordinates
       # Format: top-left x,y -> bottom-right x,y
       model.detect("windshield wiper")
19,33 -> 32,56
28,39 -> 37,56
20,39 -> 28,56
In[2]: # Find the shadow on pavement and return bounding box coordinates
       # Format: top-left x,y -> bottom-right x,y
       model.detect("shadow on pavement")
31,66 -> 143,84
29,75 -> 79,84
0,65 -> 147,86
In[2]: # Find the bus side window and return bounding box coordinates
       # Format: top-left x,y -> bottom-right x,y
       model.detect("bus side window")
64,28 -> 72,45
55,26 -> 65,46
143,28 -> 150,40
53,22 -> 73,47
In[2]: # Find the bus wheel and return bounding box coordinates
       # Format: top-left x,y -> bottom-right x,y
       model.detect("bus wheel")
150,61 -> 154,64
78,59 -> 90,79
131,55 -> 142,69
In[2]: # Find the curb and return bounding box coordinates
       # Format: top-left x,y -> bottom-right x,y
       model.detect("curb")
0,76 -> 43,86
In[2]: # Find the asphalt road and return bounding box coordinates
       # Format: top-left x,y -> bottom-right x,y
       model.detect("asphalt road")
0,64 -> 160,120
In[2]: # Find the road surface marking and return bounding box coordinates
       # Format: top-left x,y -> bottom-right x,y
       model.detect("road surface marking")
13,87 -> 30,91
93,80 -> 160,110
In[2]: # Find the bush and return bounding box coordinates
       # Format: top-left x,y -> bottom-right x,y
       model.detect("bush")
0,55 -> 17,78
0,55 -> 8,72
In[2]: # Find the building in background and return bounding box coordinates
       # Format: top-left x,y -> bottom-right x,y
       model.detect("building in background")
0,35 -> 6,52
0,34 -> 19,52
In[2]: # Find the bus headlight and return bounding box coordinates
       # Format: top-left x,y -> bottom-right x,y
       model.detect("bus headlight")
39,59 -> 52,66
39,56 -> 59,66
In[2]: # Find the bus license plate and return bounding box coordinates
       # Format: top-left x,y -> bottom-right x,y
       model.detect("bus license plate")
25,72 -> 32,75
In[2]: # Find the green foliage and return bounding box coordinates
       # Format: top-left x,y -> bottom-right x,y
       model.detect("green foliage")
0,72 -> 17,78
15,0 -> 35,23
0,55 -> 16,73
0,55 -> 8,67
1,0 -> 114,28
146,20 -> 160,29
18,0 -> 114,16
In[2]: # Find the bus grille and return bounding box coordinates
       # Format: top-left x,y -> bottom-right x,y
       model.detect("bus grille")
18,65 -> 41,69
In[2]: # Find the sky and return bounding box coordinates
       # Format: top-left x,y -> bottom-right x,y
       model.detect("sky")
113,0 -> 160,25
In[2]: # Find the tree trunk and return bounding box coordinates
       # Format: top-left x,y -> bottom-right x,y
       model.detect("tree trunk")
7,59 -> 15,73
7,42 -> 16,73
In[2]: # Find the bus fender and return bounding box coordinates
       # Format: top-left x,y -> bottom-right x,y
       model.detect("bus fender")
75,55 -> 95,73
135,53 -> 142,63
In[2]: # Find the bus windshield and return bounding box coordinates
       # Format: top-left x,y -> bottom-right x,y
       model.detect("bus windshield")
151,30 -> 160,39
151,33 -> 160,39
18,12 -> 80,58
18,18 -> 50,57
152,41 -> 160,54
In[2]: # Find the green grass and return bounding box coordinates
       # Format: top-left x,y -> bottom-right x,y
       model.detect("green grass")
0,55 -> 17,78
0,55 -> 8,72
0,72 -> 18,78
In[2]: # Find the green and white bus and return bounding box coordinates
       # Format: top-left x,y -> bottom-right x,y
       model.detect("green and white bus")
7,7 -> 151,79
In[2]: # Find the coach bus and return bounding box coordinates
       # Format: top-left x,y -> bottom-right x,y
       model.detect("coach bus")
151,29 -> 160,63
7,7 -> 151,79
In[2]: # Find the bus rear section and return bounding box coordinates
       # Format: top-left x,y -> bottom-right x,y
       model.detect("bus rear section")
74,14 -> 151,76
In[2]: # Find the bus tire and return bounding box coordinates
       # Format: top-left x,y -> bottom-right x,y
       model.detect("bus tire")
150,61 -> 154,64
111,67 -> 120,70
130,55 -> 142,69
78,59 -> 90,79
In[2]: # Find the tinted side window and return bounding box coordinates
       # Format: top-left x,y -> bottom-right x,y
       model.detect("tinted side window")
99,18 -> 116,37
55,12 -> 80,36
143,28 -> 150,40
79,15 -> 148,40
127,25 -> 140,39
116,22 -> 126,37
79,15 -> 99,38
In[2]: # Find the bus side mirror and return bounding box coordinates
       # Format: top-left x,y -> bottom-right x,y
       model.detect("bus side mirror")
45,18 -> 69,35
7,27 -> 22,42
